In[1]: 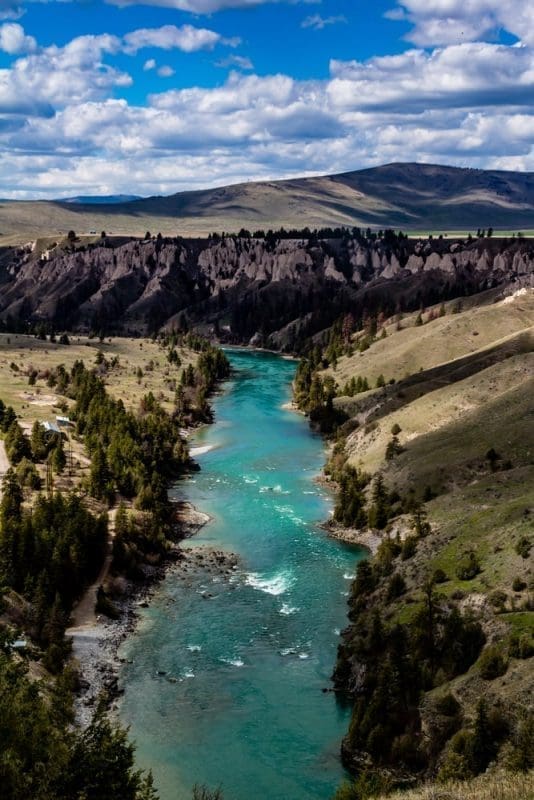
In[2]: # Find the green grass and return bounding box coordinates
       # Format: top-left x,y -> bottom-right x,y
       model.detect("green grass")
503,613 -> 534,637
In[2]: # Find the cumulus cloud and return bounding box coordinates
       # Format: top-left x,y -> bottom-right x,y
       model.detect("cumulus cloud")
0,21 -> 533,197
392,0 -> 534,46
0,32 -> 129,115
302,14 -> 347,30
0,22 -> 36,53
328,42 -> 534,112
123,24 -> 236,54
157,64 -> 174,76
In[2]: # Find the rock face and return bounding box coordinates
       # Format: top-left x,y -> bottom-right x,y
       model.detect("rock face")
0,235 -> 533,349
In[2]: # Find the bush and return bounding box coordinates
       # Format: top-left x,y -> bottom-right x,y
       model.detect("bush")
387,572 -> 407,601
456,551 -> 481,581
512,576 -> 527,592
432,568 -> 448,584
515,537 -> 531,559
434,692 -> 461,717
508,633 -> 534,660
478,645 -> 508,680
390,423 -> 401,436
333,771 -> 392,800
504,711 -> 534,771
385,435 -> 403,461
401,536 -> 418,560
489,589 -> 507,611
16,457 -> 42,489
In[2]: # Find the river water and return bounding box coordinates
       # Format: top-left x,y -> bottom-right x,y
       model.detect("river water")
118,349 -> 364,800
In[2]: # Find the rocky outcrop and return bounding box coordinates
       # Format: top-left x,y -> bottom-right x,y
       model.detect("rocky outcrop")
0,235 -> 532,349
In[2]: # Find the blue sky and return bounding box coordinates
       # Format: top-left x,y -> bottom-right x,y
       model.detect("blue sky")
0,0 -> 532,197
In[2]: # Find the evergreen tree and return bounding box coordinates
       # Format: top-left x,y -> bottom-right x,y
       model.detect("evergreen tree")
367,475 -> 389,530
30,420 -> 48,461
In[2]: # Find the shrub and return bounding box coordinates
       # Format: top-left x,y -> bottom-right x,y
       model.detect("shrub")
385,435 -> 403,461
333,771 -> 392,800
478,645 -> 508,680
437,750 -> 472,783
504,711 -> 534,771
401,535 -> 417,560
508,633 -> 534,660
456,551 -> 481,581
432,568 -> 448,584
512,576 -> 527,592
390,423 -> 402,436
434,692 -> 461,717
387,572 -> 407,601
489,589 -> 507,611
16,457 -> 42,490
515,536 -> 531,559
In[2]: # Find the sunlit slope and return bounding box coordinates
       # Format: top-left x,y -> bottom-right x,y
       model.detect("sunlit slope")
1,162 -> 533,244
331,290 -> 534,388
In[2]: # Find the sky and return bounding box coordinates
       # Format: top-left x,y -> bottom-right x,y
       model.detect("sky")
0,0 -> 532,198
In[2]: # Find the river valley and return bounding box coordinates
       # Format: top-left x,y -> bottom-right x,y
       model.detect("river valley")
118,349 -> 365,800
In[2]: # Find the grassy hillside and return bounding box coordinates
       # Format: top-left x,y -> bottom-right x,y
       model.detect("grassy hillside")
1,162 -> 534,244
296,286 -> 534,794
358,770 -> 534,800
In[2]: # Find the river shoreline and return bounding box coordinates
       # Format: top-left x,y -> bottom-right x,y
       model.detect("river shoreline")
324,523 -> 382,555
69,500 -> 240,727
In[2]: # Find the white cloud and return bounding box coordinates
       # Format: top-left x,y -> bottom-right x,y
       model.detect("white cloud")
0,0 -> 24,20
123,24 -> 234,54
216,54 -> 254,70
393,0 -> 534,46
0,33 -> 130,115
157,64 -> 175,76
107,0 -> 316,11
302,14 -> 347,30
328,42 -> 534,112
0,22 -> 36,53
0,23 -> 533,197
143,58 -> 156,70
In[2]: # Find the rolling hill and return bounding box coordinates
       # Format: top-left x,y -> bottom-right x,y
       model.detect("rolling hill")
1,163 -> 533,245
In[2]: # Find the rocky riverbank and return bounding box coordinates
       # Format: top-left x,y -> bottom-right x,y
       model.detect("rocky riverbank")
323,521 -> 383,555
68,503 -> 239,727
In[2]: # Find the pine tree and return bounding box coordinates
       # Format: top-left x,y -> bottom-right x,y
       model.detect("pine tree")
368,475 -> 389,530
30,420 -> 48,461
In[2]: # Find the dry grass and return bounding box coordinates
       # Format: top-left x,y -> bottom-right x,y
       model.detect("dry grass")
374,770 -> 534,800
344,352 -> 534,476
330,283 -> 534,719
0,333 -> 195,419
329,290 -> 534,388
0,333 -> 197,497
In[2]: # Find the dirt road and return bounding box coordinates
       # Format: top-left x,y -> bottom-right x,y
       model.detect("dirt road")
0,440 -> 9,499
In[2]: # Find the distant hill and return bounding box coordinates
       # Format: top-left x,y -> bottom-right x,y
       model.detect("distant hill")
59,194 -> 142,205
0,163 -> 533,244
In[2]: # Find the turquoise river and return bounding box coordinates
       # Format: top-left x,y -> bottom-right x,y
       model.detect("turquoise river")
118,349 -> 365,800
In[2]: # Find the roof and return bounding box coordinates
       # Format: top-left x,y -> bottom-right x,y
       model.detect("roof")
43,421 -> 61,434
